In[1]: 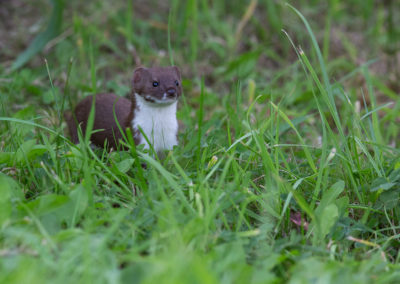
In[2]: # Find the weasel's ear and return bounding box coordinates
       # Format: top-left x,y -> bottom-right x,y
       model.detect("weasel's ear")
172,66 -> 181,79
133,67 -> 147,83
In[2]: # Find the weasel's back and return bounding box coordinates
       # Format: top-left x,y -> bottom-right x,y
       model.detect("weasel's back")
65,93 -> 132,149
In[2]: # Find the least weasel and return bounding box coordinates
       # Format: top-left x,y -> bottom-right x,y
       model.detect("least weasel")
65,66 -> 182,153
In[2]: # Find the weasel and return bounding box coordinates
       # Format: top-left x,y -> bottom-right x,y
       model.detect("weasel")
64,66 -> 182,153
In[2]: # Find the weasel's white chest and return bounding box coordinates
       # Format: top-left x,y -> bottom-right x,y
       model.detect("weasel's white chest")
132,95 -> 178,153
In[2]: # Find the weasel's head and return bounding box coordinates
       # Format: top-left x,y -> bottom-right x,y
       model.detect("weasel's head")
132,66 -> 182,106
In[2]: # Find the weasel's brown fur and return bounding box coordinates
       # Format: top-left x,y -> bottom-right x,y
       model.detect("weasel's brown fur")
64,93 -> 137,149
65,66 -> 182,150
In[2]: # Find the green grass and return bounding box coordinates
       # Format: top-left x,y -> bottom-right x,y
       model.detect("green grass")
1,0 -> 400,283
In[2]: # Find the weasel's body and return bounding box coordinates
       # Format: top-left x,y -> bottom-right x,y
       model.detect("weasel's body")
65,66 -> 182,152
65,93 -> 134,149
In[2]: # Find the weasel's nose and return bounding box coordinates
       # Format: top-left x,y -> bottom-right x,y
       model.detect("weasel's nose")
166,88 -> 176,98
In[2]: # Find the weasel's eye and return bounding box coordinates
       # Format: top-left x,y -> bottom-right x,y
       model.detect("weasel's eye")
152,81 -> 159,87
175,80 -> 179,86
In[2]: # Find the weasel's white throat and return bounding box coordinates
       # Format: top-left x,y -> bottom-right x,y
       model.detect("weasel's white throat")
132,93 -> 178,153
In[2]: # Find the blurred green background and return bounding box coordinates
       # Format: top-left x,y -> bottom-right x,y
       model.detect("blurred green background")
1,0 -> 399,107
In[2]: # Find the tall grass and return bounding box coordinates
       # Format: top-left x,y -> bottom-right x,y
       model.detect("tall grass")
1,0 -> 400,283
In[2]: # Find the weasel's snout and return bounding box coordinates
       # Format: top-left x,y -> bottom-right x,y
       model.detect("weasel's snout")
166,88 -> 177,98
